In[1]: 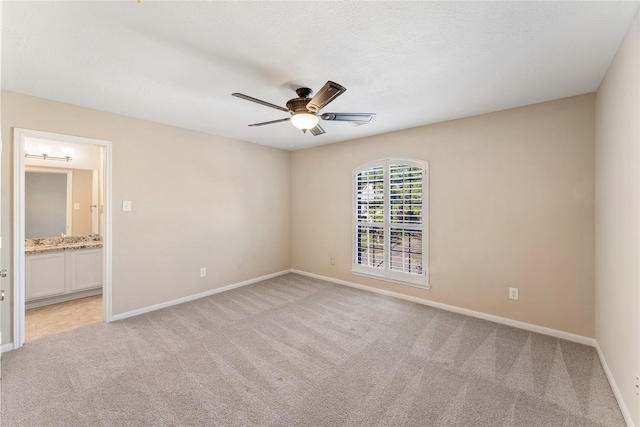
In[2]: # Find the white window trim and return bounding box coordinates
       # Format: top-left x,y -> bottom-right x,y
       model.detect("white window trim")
352,158 -> 430,289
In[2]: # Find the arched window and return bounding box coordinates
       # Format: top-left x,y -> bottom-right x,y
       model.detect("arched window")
353,158 -> 429,288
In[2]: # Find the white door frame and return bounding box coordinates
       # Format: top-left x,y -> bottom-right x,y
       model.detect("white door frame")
13,128 -> 113,350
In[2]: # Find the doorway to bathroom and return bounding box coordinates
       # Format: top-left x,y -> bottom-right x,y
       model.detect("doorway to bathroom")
13,128 -> 113,348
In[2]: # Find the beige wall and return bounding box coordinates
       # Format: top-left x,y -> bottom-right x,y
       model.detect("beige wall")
595,11 -> 640,426
72,168 -> 93,236
1,91 -> 291,344
292,94 -> 596,337
1,92 -> 598,346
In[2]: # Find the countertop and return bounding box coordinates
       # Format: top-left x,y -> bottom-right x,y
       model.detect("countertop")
25,235 -> 103,255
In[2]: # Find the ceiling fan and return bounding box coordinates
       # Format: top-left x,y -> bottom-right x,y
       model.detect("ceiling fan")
232,81 -> 376,136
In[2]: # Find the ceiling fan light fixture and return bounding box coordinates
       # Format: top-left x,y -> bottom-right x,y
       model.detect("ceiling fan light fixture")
290,112 -> 318,130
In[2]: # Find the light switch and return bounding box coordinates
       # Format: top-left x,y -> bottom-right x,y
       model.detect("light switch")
74,203 -> 80,210
123,200 -> 132,212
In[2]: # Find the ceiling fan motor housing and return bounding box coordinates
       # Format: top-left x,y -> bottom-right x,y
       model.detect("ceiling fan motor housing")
286,97 -> 314,116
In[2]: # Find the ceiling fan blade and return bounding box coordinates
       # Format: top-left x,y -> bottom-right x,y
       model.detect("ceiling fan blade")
310,124 -> 325,136
232,93 -> 289,112
248,117 -> 291,127
321,112 -> 376,123
306,81 -> 346,113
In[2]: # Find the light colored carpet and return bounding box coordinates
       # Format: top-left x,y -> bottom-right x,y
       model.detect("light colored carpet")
1,273 -> 625,426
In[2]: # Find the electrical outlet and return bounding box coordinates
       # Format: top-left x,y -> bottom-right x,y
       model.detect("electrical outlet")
636,374 -> 639,396
237,262 -> 244,270
200,268 -> 206,277
509,287 -> 519,300
330,258 -> 335,265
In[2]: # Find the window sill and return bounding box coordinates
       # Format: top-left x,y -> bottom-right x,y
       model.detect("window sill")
351,270 -> 431,290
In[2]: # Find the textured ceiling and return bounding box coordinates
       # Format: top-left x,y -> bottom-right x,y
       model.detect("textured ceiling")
3,1 -> 639,151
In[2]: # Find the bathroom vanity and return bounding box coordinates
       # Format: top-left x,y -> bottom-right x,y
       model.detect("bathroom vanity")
25,235 -> 103,309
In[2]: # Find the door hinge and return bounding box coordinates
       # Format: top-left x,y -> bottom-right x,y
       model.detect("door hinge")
0,268 -> 6,301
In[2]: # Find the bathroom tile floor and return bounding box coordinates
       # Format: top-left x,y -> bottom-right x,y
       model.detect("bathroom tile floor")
25,295 -> 103,341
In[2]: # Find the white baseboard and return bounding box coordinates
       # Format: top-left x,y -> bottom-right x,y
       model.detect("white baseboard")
594,341 -> 634,427
25,288 -> 102,310
110,269 -> 292,322
1,342 -> 15,353
291,269 -> 596,347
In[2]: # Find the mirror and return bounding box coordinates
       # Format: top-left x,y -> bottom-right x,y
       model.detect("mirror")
25,167 -> 98,238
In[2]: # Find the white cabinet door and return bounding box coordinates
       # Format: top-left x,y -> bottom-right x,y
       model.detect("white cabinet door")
25,252 -> 66,300
70,249 -> 102,291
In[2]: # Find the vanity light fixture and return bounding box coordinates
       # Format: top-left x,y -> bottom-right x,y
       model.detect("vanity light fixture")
38,144 -> 52,155
25,144 -> 73,162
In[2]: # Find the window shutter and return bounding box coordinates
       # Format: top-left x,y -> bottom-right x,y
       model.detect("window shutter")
388,164 -> 423,275
356,166 -> 384,269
